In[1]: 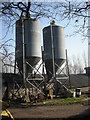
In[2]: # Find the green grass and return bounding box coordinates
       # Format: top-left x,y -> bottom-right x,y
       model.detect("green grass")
44,97 -> 87,105
10,97 -> 88,108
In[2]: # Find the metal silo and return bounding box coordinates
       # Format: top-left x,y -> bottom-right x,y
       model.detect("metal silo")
15,19 -> 42,75
43,22 -> 66,80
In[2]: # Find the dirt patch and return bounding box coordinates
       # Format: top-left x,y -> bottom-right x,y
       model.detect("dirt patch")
9,103 -> 90,120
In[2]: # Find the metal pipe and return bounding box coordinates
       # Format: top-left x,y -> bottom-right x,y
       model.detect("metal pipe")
66,49 -> 71,88
50,23 -> 56,79
22,17 -> 27,96
50,22 -> 57,97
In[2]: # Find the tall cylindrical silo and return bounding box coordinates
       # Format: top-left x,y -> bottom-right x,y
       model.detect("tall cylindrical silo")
43,22 -> 66,80
15,19 -> 42,75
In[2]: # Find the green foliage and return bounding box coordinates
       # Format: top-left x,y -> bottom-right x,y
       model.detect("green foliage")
45,97 -> 86,105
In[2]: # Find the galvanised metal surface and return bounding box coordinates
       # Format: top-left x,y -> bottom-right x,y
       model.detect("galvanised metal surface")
15,19 -> 42,74
43,24 -> 66,80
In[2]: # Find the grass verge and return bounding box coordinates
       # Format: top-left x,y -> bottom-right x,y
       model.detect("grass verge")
44,97 -> 88,105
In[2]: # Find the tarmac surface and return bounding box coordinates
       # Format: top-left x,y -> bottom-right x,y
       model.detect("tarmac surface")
9,103 -> 90,120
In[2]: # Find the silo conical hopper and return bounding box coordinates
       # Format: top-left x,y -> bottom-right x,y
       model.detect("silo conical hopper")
15,19 -> 42,76
43,23 -> 66,80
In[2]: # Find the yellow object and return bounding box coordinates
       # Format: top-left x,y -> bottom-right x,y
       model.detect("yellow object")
0,100 -> 14,120
49,89 -> 53,96
1,110 -> 9,117
25,95 -> 30,103
49,89 -> 53,100
1,109 -> 14,120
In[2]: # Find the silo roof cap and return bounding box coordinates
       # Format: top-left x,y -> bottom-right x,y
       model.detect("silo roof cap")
50,20 -> 56,25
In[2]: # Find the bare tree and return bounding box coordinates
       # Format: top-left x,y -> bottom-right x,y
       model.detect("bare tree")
0,1 -> 89,73
72,55 -> 78,74
1,1 -> 90,27
1,1 -> 89,41
1,1 -> 89,42
0,2 -> 55,69
68,57 -> 73,74
77,55 -> 84,74
82,51 -> 88,68
68,55 -> 84,74
0,39 -> 15,73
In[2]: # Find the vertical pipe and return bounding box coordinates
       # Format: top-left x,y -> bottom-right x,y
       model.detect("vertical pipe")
14,58 -> 16,74
50,24 -> 56,79
0,53 -> 2,102
42,49 -> 44,75
66,49 -> 71,88
22,18 -> 27,96
50,23 -> 57,96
